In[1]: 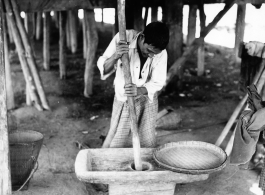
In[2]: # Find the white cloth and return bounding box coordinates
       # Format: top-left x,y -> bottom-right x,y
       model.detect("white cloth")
97,30 -> 168,102
244,41 -> 265,58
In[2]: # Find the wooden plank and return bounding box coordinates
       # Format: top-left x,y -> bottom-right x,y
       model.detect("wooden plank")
0,1 -> 12,194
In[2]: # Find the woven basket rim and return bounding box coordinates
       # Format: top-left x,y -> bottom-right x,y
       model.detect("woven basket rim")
153,141 -> 228,175
9,130 -> 44,144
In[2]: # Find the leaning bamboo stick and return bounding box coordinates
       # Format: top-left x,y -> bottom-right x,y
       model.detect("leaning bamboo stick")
215,59 -> 265,147
69,10 -> 77,54
0,3 -> 12,194
11,0 -> 50,110
3,14 -> 15,110
4,0 -> 43,111
6,13 -> 14,43
118,0 -> 142,171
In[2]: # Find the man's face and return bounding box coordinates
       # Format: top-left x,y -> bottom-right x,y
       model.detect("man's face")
138,35 -> 162,58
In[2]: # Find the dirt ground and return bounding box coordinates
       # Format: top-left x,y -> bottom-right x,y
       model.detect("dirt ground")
7,23 -> 263,195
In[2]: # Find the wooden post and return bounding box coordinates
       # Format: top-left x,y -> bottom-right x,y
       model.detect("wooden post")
59,11 -> 67,79
66,11 -> 70,49
187,4 -> 197,46
234,4 -> 246,62
165,0 -> 183,65
197,2 -> 206,76
43,12 -> 51,70
36,12 -> 42,40
164,0 -> 235,88
83,9 -> 98,97
69,10 -> 78,54
82,15 -> 87,59
11,0 -> 50,110
151,6 -> 158,22
25,12 -> 35,106
4,0 -> 43,111
117,0 -> 142,171
3,13 -> 15,110
0,3 -> 12,193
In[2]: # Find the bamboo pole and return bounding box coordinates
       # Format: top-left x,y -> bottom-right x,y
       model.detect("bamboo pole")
4,0 -> 43,111
69,10 -> 78,54
151,6 -> 158,22
59,11 -> 67,79
3,14 -> 15,110
215,59 -> 265,146
165,0 -> 236,88
36,12 -> 42,40
43,12 -> 51,70
117,0 -> 142,171
83,9 -> 98,98
0,3 -> 12,193
11,0 -> 50,110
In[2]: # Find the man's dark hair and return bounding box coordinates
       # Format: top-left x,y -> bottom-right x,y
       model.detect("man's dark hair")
142,21 -> 169,50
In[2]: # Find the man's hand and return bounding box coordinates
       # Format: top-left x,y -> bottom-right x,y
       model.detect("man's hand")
115,41 -> 129,60
124,84 -> 148,97
124,84 -> 137,97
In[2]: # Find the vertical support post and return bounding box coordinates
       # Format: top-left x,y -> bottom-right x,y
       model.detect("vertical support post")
117,0 -> 142,171
83,9 -> 98,98
151,6 -> 158,22
187,4 -> 197,46
36,12 -> 42,40
82,13 -> 87,59
66,11 -> 70,49
165,0 -> 183,65
234,4 -> 246,62
0,2 -> 12,193
43,12 -> 51,70
3,13 -> 15,110
69,10 -> 78,54
25,12 -> 35,106
197,2 -> 206,76
59,11 -> 67,79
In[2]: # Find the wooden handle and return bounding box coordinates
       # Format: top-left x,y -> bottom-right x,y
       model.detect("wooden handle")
117,0 -> 142,171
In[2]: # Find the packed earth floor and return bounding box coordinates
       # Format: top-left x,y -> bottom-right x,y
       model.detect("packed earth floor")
9,23 -> 264,195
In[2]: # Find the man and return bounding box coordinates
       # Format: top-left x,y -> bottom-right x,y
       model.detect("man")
97,21 -> 169,148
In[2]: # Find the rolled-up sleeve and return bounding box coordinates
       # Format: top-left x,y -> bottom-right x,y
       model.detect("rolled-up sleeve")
97,33 -> 120,80
143,50 -> 167,102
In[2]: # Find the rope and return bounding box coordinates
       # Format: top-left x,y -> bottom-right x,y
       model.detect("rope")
16,156 -> 39,191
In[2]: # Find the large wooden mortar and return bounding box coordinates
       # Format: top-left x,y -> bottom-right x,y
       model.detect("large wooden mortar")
75,148 -> 209,195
